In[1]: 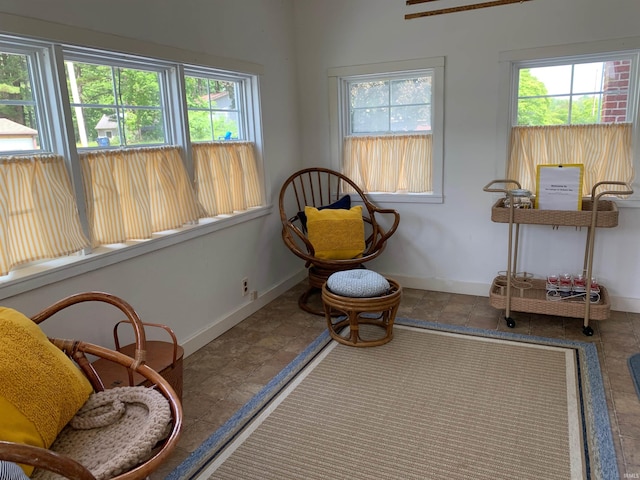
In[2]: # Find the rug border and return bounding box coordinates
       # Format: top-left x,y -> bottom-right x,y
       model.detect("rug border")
629,353 -> 640,400
167,318 -> 618,480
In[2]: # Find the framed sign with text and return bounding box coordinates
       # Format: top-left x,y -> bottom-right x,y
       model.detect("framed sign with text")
535,164 -> 584,211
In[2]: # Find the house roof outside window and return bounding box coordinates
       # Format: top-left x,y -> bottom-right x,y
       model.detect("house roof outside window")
0,118 -> 38,136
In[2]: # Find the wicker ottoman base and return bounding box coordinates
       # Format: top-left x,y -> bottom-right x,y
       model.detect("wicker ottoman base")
321,278 -> 402,347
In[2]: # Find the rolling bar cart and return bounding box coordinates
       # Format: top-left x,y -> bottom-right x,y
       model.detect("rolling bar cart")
483,180 -> 633,336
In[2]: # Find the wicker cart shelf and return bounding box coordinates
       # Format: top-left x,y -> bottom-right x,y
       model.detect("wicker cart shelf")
483,179 -> 633,336
490,197 -> 620,227
489,278 -> 611,321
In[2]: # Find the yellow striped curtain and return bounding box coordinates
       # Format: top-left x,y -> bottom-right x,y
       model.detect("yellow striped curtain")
342,134 -> 432,193
508,124 -> 634,195
80,146 -> 202,246
0,155 -> 89,276
192,142 -> 264,216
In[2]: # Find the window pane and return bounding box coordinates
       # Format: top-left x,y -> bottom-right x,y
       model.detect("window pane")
115,68 -> 161,106
188,110 -> 212,141
213,111 -> 239,139
391,77 -> 431,105
571,94 -> 602,124
0,52 -> 42,152
0,52 -> 33,101
71,107 -> 119,147
0,106 -> 40,151
66,62 -> 113,104
123,108 -> 165,145
525,65 -> 572,96
518,59 -> 633,125
185,76 -> 210,108
573,62 -> 604,94
546,96 -> 570,125
350,81 -> 388,108
66,60 -> 167,147
517,97 -> 550,126
390,105 -> 430,132
352,107 -> 388,133
185,74 -> 243,142
210,81 -> 236,110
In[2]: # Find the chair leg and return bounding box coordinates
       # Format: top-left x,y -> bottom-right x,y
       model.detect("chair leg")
298,285 -> 325,316
298,285 -> 345,317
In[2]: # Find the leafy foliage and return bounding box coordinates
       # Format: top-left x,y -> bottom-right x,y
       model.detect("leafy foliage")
349,76 -> 432,133
518,68 -> 604,126
0,52 -> 34,126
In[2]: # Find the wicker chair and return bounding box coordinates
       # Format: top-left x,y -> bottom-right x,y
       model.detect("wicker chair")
279,168 -> 400,314
0,292 -> 183,480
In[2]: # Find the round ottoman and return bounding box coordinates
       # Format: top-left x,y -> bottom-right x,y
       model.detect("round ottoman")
322,270 -> 402,347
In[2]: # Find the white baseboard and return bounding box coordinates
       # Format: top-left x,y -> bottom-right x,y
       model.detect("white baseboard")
386,273 -> 640,315
181,270 -> 307,357
387,274 -> 490,298
183,270 -> 639,358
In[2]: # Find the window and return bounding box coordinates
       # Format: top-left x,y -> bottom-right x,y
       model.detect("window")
348,75 -> 432,134
185,74 -> 243,142
329,58 -> 444,203
65,59 -> 168,148
517,60 -> 633,126
503,46 -> 639,197
0,31 -> 266,285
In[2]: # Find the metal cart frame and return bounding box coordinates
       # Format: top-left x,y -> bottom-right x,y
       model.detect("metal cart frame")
483,180 -> 633,336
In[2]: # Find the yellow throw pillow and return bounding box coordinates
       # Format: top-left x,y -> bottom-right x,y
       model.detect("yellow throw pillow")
0,307 -> 94,475
305,205 -> 366,260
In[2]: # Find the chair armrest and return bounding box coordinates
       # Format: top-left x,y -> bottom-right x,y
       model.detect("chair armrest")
0,441 -> 96,480
370,207 -> 401,250
30,292 -> 147,369
281,222 -> 317,263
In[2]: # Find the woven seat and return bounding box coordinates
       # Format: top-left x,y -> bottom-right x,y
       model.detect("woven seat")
279,168 -> 400,315
0,292 -> 182,480
322,276 -> 402,347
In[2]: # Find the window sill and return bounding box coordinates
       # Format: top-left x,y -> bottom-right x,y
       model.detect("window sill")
0,205 -> 272,301
358,192 -> 444,204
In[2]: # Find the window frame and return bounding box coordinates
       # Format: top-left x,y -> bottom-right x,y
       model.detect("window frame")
346,72 -> 433,135
183,68 -> 248,143
497,38 -> 640,206
328,57 -> 445,204
0,17 -> 269,300
512,53 -> 638,127
62,47 -> 178,149
0,40 -> 53,155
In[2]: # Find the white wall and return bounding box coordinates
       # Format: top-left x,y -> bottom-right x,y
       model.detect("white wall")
292,0 -> 640,313
1,0 -> 639,355
0,0 -> 306,353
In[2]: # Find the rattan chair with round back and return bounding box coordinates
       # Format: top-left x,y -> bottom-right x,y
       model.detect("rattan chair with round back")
0,292 -> 183,480
279,167 -> 400,315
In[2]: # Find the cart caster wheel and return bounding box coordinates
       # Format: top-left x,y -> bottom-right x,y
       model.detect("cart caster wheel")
506,317 -> 516,328
582,326 -> 594,336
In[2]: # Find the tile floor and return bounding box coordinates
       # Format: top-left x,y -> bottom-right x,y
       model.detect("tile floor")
153,282 -> 640,479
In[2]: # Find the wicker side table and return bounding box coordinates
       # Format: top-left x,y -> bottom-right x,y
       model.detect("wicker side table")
321,278 -> 402,347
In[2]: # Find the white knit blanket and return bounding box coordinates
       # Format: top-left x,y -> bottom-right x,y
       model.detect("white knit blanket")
33,386 -> 172,480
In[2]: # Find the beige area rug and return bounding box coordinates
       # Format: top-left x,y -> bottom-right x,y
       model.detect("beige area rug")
170,321 -> 617,480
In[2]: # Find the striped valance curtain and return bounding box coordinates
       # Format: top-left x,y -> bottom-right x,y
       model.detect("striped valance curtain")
80,146 -> 202,247
192,142 -> 263,216
508,123 -> 634,195
0,155 -> 89,276
342,134 -> 432,193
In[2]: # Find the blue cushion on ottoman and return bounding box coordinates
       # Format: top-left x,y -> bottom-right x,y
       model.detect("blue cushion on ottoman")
327,270 -> 390,297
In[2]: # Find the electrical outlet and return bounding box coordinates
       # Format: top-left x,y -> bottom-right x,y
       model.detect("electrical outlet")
242,277 -> 249,296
